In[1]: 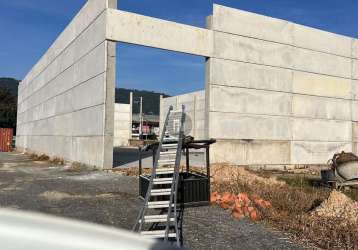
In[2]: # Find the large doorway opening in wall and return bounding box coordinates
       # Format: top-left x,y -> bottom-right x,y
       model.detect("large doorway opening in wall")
112,43 -> 205,168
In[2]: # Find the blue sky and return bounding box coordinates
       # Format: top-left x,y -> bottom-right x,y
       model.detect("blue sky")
1,0 -> 358,95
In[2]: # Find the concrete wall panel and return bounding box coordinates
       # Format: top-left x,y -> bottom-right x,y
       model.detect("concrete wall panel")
213,5 -> 293,44
353,59 -> 358,80
106,9 -> 213,57
113,103 -> 131,147
161,91 -> 206,139
210,85 -> 291,116
211,58 -> 292,92
292,71 -> 351,99
214,32 -> 293,68
22,0 -> 107,88
291,141 -> 351,165
210,140 -> 290,165
291,118 -> 351,142
292,47 -> 351,78
16,0 -> 115,169
160,91 -> 205,139
293,24 -> 351,57
351,101 -> 358,121
292,95 -> 351,120
352,39 -> 358,59
210,112 -> 291,140
352,122 -> 358,142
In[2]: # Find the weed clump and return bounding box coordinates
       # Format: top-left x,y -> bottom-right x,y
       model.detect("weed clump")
30,154 -> 50,161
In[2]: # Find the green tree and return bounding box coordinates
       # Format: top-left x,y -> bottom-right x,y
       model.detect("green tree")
0,87 -> 17,131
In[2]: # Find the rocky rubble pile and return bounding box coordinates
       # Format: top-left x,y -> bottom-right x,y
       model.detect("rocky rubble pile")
211,191 -> 271,221
311,190 -> 358,223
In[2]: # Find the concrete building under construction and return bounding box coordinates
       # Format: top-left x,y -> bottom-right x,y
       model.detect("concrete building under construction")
16,0 -> 358,169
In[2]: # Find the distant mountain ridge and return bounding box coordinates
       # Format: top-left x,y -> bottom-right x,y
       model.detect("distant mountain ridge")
115,88 -> 170,115
0,78 -> 19,96
0,78 -> 18,131
0,78 -> 170,117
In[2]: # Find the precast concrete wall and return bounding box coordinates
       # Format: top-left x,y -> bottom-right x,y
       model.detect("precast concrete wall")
114,103 -> 132,147
16,0 -> 117,168
207,4 -> 358,166
160,91 -> 206,140
18,1 -> 358,168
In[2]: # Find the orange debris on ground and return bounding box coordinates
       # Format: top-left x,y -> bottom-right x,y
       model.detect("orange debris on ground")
211,191 -> 271,222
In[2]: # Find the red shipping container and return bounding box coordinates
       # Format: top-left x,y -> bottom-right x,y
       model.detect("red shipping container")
0,128 -> 13,152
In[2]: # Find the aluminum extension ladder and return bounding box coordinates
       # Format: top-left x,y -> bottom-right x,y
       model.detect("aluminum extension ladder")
133,105 -> 186,247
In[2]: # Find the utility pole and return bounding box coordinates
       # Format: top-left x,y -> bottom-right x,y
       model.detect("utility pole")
139,97 -> 143,140
129,92 -> 133,140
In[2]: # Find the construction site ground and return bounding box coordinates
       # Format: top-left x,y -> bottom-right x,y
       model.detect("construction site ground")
0,152 -> 301,250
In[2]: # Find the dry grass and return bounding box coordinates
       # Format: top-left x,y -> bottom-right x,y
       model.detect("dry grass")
63,161 -> 96,172
112,165 -> 196,176
212,166 -> 358,249
29,154 -> 64,165
50,157 -> 64,165
30,153 -> 50,161
112,167 -> 152,176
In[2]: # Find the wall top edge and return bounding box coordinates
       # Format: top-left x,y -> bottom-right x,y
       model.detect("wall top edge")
213,3 -> 356,41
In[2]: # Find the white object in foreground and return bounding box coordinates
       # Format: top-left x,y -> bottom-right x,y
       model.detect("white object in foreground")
0,209 -> 178,250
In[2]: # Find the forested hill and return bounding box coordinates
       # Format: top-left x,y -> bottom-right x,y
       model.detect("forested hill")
0,77 -> 171,130
0,78 -> 19,131
0,78 -> 19,96
115,88 -> 170,115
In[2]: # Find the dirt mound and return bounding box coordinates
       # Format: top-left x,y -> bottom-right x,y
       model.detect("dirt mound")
312,190 -> 358,223
211,164 -> 285,187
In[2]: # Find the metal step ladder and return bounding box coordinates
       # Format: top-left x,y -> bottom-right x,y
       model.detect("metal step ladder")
133,105 -> 186,247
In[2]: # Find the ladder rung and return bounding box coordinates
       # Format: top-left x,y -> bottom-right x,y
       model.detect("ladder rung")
153,178 -> 173,184
140,215 -> 175,223
158,159 -> 175,164
162,144 -> 178,149
156,168 -> 174,174
156,167 -> 174,171
147,201 -> 174,209
151,188 -> 171,196
141,230 -> 177,238
160,151 -> 176,156
163,137 -> 178,141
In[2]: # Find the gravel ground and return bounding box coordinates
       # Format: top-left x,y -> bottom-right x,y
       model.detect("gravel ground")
0,152 -> 302,249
